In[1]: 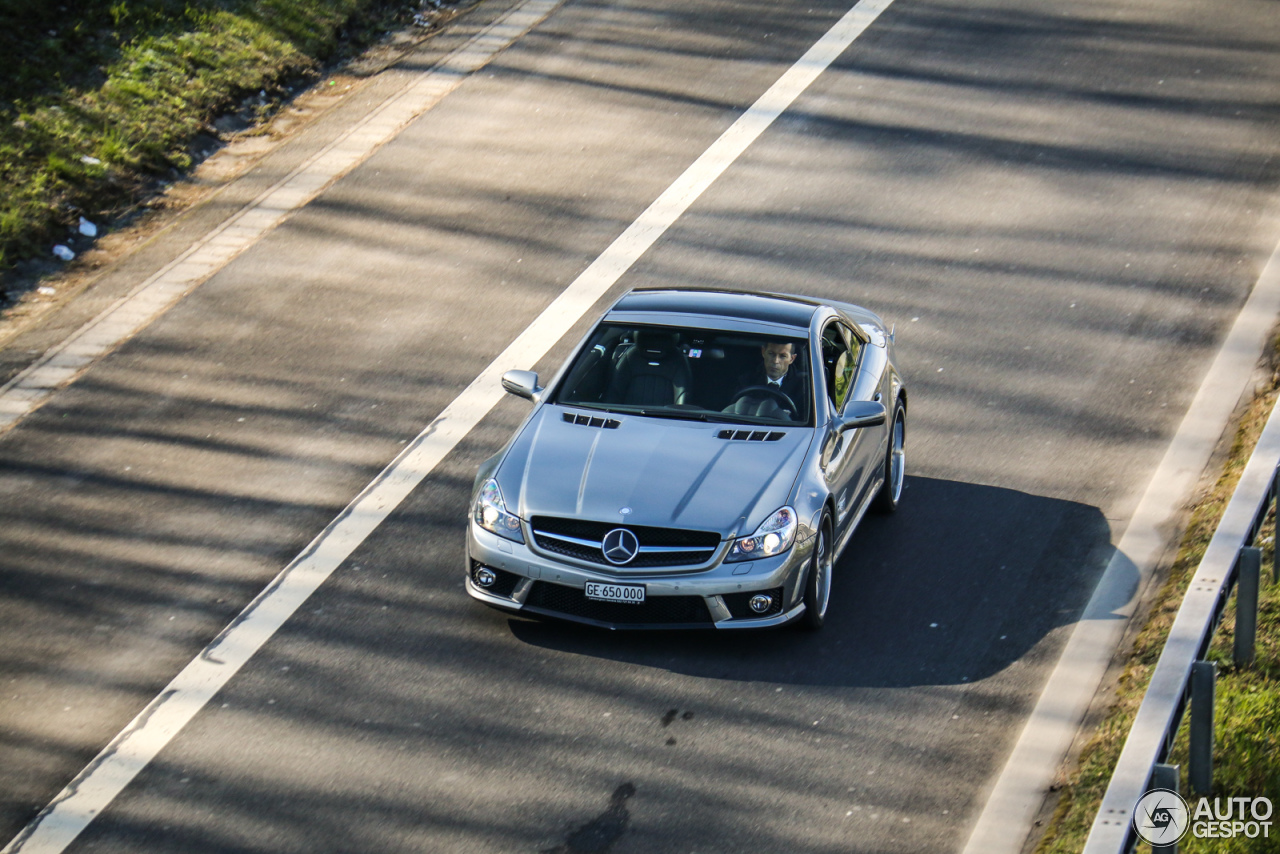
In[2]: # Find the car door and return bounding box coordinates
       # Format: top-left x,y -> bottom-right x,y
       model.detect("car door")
818,320 -> 862,530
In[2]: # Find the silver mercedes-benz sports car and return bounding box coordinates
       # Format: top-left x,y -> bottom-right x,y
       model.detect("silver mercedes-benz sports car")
465,288 -> 906,630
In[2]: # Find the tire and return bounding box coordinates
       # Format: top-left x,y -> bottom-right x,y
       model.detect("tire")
871,399 -> 906,514
800,514 -> 833,630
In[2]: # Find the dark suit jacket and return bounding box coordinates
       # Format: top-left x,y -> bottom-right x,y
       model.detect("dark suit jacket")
733,366 -> 806,411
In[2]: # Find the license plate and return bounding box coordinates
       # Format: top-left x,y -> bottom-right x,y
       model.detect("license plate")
584,581 -> 645,604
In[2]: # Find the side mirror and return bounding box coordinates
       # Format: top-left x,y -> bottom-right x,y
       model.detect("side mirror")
836,400 -> 886,433
501,369 -> 542,402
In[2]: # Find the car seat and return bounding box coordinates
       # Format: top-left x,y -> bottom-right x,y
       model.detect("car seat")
606,330 -> 692,406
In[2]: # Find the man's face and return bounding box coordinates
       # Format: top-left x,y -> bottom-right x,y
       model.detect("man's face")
761,342 -> 796,381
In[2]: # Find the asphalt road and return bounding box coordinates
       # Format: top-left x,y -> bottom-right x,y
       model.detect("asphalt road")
2,0 -> 1279,851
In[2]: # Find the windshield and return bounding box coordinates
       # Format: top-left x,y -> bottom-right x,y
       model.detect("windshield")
552,323 -> 813,425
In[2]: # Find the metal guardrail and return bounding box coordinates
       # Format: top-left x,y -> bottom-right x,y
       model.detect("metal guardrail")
1082,401 -> 1280,854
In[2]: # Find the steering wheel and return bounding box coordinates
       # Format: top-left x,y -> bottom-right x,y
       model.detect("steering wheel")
727,384 -> 797,413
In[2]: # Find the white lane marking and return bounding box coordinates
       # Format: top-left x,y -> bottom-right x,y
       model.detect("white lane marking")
0,0 -> 565,437
0,2 -> 895,852
961,232 -> 1280,854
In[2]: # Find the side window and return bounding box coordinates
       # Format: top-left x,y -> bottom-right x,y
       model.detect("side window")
821,323 -> 854,411
840,323 -> 865,380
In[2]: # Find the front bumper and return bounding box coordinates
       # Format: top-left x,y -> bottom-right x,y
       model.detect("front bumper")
465,522 -> 813,630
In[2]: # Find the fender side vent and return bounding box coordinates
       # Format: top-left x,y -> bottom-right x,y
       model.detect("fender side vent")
717,430 -> 785,441
563,412 -> 621,429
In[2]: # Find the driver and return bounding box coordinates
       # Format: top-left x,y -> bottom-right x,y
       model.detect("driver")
729,341 -> 805,416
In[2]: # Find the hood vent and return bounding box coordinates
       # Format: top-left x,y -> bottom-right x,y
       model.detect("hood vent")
718,430 -> 785,442
563,412 -> 621,429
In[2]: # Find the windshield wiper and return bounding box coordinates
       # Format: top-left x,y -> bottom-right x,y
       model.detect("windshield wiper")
559,402 -> 633,416
637,409 -> 770,424
565,403 -> 798,426
634,409 -> 712,421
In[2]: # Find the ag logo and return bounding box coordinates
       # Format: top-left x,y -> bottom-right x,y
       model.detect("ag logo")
1133,788 -> 1190,846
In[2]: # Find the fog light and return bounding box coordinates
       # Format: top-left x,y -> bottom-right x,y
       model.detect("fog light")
474,567 -> 497,588
748,594 -> 773,614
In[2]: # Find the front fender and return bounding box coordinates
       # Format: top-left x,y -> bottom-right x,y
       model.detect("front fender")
473,452 -> 503,494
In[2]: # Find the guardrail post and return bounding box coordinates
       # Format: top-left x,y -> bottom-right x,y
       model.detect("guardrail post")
1152,763 -> 1181,854
1189,661 -> 1215,796
1235,547 -> 1260,667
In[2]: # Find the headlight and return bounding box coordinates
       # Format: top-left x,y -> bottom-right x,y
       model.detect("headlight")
725,506 -> 797,562
473,478 -> 524,543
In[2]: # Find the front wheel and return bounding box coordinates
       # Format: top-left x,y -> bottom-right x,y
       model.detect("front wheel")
872,400 -> 905,514
800,514 -> 833,630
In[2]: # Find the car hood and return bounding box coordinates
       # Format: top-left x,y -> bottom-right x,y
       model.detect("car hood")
497,407 -> 814,538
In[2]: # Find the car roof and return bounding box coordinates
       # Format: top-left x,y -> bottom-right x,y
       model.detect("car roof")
608,288 -> 822,329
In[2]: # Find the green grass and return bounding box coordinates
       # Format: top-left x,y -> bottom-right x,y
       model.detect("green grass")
0,0 -> 420,279
1035,340 -> 1280,854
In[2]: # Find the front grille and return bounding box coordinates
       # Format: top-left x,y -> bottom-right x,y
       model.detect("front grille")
722,587 -> 785,619
536,535 -> 605,564
524,581 -> 714,626
530,516 -> 720,568
532,517 -> 719,546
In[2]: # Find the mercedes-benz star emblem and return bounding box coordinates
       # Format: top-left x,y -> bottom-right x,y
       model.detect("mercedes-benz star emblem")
601,528 -> 639,565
